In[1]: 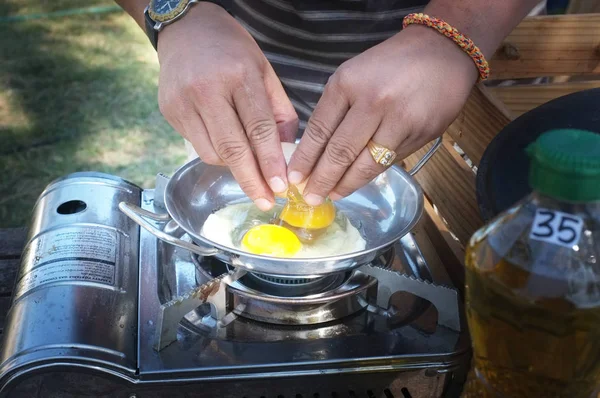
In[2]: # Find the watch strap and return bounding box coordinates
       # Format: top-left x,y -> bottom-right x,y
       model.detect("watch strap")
144,8 -> 159,51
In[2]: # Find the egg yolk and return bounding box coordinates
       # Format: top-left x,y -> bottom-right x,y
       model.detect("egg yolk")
241,224 -> 302,257
278,185 -> 336,229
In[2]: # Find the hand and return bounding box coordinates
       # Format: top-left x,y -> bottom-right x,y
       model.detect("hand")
287,25 -> 478,205
157,3 -> 298,211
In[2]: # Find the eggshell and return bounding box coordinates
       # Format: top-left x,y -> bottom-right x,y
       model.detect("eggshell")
277,142 -> 307,197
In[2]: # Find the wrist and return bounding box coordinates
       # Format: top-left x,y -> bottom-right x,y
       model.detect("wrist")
157,2 -> 230,57
423,0 -> 539,59
400,24 -> 479,85
422,3 -> 493,58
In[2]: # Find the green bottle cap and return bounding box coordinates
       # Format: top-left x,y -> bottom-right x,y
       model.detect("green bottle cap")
526,129 -> 600,202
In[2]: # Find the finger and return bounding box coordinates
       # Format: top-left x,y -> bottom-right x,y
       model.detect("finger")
198,96 -> 274,211
263,63 -> 299,143
287,78 -> 349,186
180,111 -> 224,165
278,118 -> 299,143
330,120 -> 413,200
233,74 -> 289,195
302,105 -> 381,205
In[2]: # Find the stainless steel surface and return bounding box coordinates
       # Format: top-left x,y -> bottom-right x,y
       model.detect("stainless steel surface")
119,202 -> 219,257
153,226 -> 378,339
0,171 -> 469,397
4,367 -> 453,398
0,172 -> 142,389
137,187 -> 469,382
120,152 -> 428,276
153,172 -> 170,210
226,271 -> 377,325
359,265 -> 461,332
154,268 -> 246,351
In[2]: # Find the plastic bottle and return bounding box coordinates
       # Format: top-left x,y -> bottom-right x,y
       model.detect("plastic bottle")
462,129 -> 600,397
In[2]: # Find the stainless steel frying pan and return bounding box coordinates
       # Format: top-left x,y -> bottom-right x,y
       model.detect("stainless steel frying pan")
119,138 -> 442,277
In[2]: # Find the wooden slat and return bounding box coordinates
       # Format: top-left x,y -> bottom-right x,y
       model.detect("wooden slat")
489,80 -> 600,116
418,199 -> 466,294
445,85 -> 512,166
490,14 -> 600,80
0,259 -> 18,297
423,200 -> 466,262
404,138 -> 482,246
411,215 -> 452,286
0,228 -> 27,259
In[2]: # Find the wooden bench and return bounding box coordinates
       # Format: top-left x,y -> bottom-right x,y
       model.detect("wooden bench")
404,12 -> 600,276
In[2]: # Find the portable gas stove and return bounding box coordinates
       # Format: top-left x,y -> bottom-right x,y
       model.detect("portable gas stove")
0,172 -> 469,398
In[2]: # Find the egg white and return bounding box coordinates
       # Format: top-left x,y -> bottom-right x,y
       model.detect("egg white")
200,142 -> 366,258
200,202 -> 366,258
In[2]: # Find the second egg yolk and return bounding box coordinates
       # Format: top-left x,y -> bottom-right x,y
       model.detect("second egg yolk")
278,185 -> 336,230
241,224 -> 302,257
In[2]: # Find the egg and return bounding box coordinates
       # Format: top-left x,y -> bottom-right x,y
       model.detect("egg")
201,202 -> 366,259
241,224 -> 302,257
276,143 -> 337,238
278,185 -> 336,230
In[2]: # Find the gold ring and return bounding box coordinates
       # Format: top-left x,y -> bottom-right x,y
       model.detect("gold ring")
367,140 -> 397,167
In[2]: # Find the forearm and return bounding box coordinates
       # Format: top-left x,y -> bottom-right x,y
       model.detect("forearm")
114,0 -> 147,30
423,0 -> 540,58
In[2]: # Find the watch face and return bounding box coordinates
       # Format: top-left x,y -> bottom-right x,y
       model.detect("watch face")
148,0 -> 190,22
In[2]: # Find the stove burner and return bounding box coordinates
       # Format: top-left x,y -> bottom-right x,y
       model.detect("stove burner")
240,247 -> 395,298
251,273 -> 318,285
245,272 -> 347,297
191,252 -> 380,325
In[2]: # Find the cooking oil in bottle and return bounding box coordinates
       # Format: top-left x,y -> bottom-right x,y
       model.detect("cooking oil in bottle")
462,129 -> 600,397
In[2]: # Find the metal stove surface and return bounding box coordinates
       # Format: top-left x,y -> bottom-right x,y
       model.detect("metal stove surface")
137,189 -> 470,394
0,172 -> 469,397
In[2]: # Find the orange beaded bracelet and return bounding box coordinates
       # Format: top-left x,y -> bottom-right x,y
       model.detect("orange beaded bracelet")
402,13 -> 490,82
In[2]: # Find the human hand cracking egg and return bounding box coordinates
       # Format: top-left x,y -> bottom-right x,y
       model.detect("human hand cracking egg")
201,143 -> 366,258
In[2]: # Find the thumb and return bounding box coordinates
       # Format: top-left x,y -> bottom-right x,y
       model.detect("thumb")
263,63 -> 299,143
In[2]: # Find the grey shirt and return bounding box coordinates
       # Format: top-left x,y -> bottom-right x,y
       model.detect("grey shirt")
230,0 -> 428,129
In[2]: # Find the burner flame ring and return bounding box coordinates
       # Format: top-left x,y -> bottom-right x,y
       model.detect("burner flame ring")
251,273 -> 317,285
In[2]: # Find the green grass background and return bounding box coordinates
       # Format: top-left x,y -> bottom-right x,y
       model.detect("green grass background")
0,1 -> 187,227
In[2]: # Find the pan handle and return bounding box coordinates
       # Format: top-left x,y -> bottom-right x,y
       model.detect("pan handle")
407,137 -> 443,176
118,202 -> 220,257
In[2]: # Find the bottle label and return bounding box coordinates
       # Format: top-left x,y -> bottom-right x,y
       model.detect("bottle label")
529,208 -> 584,248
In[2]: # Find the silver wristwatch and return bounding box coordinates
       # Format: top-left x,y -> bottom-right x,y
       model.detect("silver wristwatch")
144,0 -> 228,50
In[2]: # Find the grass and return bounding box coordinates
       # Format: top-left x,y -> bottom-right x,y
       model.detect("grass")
0,1 -> 187,227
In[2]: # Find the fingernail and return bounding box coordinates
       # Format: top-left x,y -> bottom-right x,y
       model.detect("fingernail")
288,171 -> 304,185
254,198 -> 273,212
304,193 -> 324,206
329,192 -> 344,201
269,176 -> 287,193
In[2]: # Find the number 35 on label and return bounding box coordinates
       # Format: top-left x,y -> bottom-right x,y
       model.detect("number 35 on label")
529,208 -> 585,248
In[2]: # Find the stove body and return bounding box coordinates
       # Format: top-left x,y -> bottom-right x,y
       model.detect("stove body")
0,173 -> 469,398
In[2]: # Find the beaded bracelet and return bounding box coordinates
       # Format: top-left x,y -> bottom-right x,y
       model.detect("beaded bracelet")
402,13 -> 490,82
